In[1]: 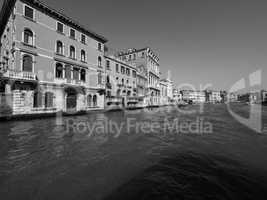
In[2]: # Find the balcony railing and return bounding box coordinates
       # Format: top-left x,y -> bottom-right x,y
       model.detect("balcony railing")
54,78 -> 87,87
106,97 -> 123,103
3,70 -> 37,81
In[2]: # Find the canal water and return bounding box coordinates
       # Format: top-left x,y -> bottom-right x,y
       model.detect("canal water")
0,104 -> 267,200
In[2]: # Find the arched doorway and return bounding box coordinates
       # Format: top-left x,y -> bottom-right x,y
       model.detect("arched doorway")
65,88 -> 77,111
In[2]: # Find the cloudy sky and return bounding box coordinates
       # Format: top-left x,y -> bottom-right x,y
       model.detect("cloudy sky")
1,0 -> 267,91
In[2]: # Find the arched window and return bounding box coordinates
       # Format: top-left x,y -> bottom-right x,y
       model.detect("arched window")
121,78 -> 124,85
22,54 -> 33,72
98,56 -> 102,67
55,63 -> 63,78
70,46 -> 75,59
24,29 -> 34,45
56,41 -> 63,55
33,91 -> 42,108
106,75 -> 110,83
80,69 -> 86,82
93,95 -> 97,107
81,50 -> 86,62
44,92 -> 54,108
87,95 -> 92,107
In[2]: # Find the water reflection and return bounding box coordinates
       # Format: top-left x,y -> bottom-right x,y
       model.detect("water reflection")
0,105 -> 267,200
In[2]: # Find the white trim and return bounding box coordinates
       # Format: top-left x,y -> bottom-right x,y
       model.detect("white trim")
81,33 -> 86,44
56,21 -> 64,34
55,40 -> 64,55
15,11 -> 104,51
81,49 -> 86,62
38,53 -> 53,59
22,27 -> 35,46
23,4 -> 35,21
21,52 -> 35,73
69,45 -> 76,59
69,28 -> 76,39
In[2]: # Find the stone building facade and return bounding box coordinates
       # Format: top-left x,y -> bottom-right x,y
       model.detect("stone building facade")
117,48 -> 161,106
0,0 -> 107,116
104,55 -> 138,109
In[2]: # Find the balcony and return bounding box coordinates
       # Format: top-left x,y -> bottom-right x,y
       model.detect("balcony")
127,97 -> 139,103
148,84 -> 160,90
3,70 -> 37,81
54,78 -> 87,87
106,97 -> 123,103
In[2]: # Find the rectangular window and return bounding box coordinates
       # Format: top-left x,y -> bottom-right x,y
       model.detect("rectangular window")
57,22 -> 64,33
24,5 -> 34,20
81,34 -> 86,44
106,60 -> 110,70
116,64 -> 119,73
73,68 -> 79,81
133,70 -> 136,78
98,43 -> 102,51
126,68 -> 130,76
121,66 -> 125,74
70,29 -> 75,39
65,65 -> 72,79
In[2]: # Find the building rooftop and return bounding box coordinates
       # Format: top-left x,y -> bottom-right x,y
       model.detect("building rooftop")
0,0 -> 108,43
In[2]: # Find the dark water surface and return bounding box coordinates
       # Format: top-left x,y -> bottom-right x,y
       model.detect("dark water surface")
1,104 -> 267,200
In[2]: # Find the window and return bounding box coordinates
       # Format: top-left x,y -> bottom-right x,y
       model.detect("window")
56,41 -> 63,55
122,78 -> 124,85
24,29 -> 34,46
87,95 -> 92,107
55,63 -> 63,78
93,95 -> 97,107
33,91 -> 42,108
126,68 -> 130,76
133,54 -> 136,60
70,29 -> 75,39
73,67 -> 79,81
116,64 -> 119,73
106,60 -> 110,70
44,92 -> 54,108
107,91 -> 111,97
80,69 -> 86,82
24,5 -> 34,20
65,65 -> 72,79
81,34 -> 86,44
98,43 -> 102,51
81,50 -> 86,62
22,54 -> 33,72
69,46 -> 75,59
129,55 -> 132,61
133,70 -> 136,78
106,75 -> 110,83
98,72 -> 102,84
57,22 -> 64,33
98,56 -> 102,67
142,52 -> 145,58
121,66 -> 125,74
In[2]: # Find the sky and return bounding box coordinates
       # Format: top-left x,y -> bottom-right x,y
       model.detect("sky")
1,0 -> 267,91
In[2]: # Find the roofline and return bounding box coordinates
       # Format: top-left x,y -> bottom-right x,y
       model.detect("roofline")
117,47 -> 159,61
0,0 -> 108,43
105,55 -> 137,70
